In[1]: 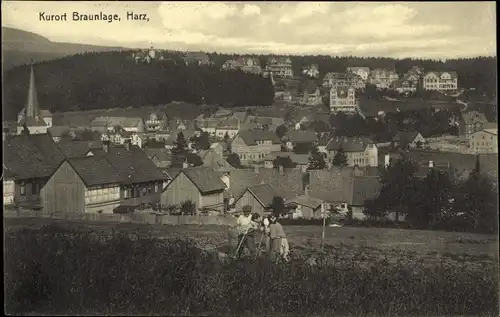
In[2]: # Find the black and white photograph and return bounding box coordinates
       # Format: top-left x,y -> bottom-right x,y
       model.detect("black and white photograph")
2,1 -> 498,315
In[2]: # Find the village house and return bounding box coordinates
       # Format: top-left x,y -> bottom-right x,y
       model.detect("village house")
283,130 -> 318,152
326,137 -> 378,167
323,72 -> 364,89
222,57 -> 262,75
234,184 -> 280,216
90,141 -> 167,197
392,131 -> 426,150
330,87 -> 358,114
40,156 -> 124,214
48,126 -> 74,143
17,66 -> 53,135
231,111 -> 249,123
209,143 -> 225,156
132,46 -> 156,64
57,140 -> 102,158
469,127 -> 498,154
346,67 -> 370,82
230,130 -> 282,164
221,59 -> 243,71
183,51 -> 213,66
144,148 -> 173,168
459,110 -> 489,140
391,78 -> 418,93
224,167 -> 306,208
266,57 -> 294,78
299,80 -> 323,106
90,116 -> 145,134
102,128 -> 144,148
309,166 -> 381,220
369,68 -> 399,89
198,148 -> 235,172
197,119 -> 219,136
286,194 -> 324,219
145,112 -> 169,132
423,71 -> 458,91
302,64 -> 320,78
215,119 -> 240,139
3,134 -> 65,209
164,129 -> 197,150
263,152 -> 310,172
161,167 -> 226,213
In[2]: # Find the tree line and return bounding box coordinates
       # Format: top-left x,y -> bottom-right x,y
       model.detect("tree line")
3,51 -> 275,121
365,157 -> 498,234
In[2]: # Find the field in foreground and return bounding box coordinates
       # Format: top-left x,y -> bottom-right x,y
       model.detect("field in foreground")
4,218 -> 499,316
5,217 -> 498,263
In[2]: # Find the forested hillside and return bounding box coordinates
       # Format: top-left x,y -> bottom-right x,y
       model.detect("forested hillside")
2,27 -> 129,70
3,51 -> 275,120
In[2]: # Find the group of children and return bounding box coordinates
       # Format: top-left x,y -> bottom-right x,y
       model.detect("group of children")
235,205 -> 290,261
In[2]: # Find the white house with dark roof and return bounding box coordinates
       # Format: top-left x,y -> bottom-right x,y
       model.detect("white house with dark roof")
91,116 -> 145,134
369,68 -> 399,89
347,67 -> 370,82
230,130 -> 282,164
302,64 -> 320,78
266,57 -> 293,78
17,66 -> 52,135
326,137 -> 378,167
299,80 -> 322,106
423,71 -> 458,91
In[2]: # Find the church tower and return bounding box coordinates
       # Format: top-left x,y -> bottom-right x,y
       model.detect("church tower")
17,66 -> 48,135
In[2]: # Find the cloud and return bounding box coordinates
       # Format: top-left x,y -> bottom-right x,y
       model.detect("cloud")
242,4 -> 260,16
1,1 -> 496,58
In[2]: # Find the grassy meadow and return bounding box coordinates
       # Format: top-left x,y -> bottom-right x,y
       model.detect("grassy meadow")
4,217 -> 499,316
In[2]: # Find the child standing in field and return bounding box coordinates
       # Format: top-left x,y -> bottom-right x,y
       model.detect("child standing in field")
268,215 -> 290,262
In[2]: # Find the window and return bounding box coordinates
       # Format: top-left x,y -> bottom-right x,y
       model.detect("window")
20,183 -> 26,196
32,182 -> 39,195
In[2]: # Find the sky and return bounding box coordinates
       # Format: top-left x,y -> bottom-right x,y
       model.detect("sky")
1,1 -> 496,58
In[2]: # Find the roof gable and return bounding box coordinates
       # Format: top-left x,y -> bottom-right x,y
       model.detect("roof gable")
245,184 -> 279,208
180,167 -> 226,194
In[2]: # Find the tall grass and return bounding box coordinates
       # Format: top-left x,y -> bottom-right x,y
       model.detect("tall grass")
5,224 -> 499,316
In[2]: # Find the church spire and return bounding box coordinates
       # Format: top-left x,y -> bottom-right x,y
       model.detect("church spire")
25,65 -> 40,119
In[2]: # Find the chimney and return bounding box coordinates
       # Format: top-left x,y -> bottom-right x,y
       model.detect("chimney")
384,154 -> 390,168
429,160 -> 434,168
124,139 -> 131,151
102,140 -> 110,153
279,165 -> 284,175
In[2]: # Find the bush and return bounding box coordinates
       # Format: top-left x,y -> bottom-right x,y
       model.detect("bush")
4,225 -> 498,316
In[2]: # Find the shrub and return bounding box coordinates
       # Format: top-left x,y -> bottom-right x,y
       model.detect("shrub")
4,225 -> 499,316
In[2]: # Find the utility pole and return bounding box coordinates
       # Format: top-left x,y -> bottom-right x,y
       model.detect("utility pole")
320,202 -> 326,253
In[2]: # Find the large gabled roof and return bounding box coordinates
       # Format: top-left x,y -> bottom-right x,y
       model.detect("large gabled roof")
66,156 -> 123,187
170,167 -> 226,194
326,137 -> 374,152
243,184 -> 280,208
4,134 -> 65,180
91,144 -> 166,184
236,130 -> 281,145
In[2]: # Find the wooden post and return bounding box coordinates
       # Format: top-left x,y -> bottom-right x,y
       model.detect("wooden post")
321,202 -> 326,253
